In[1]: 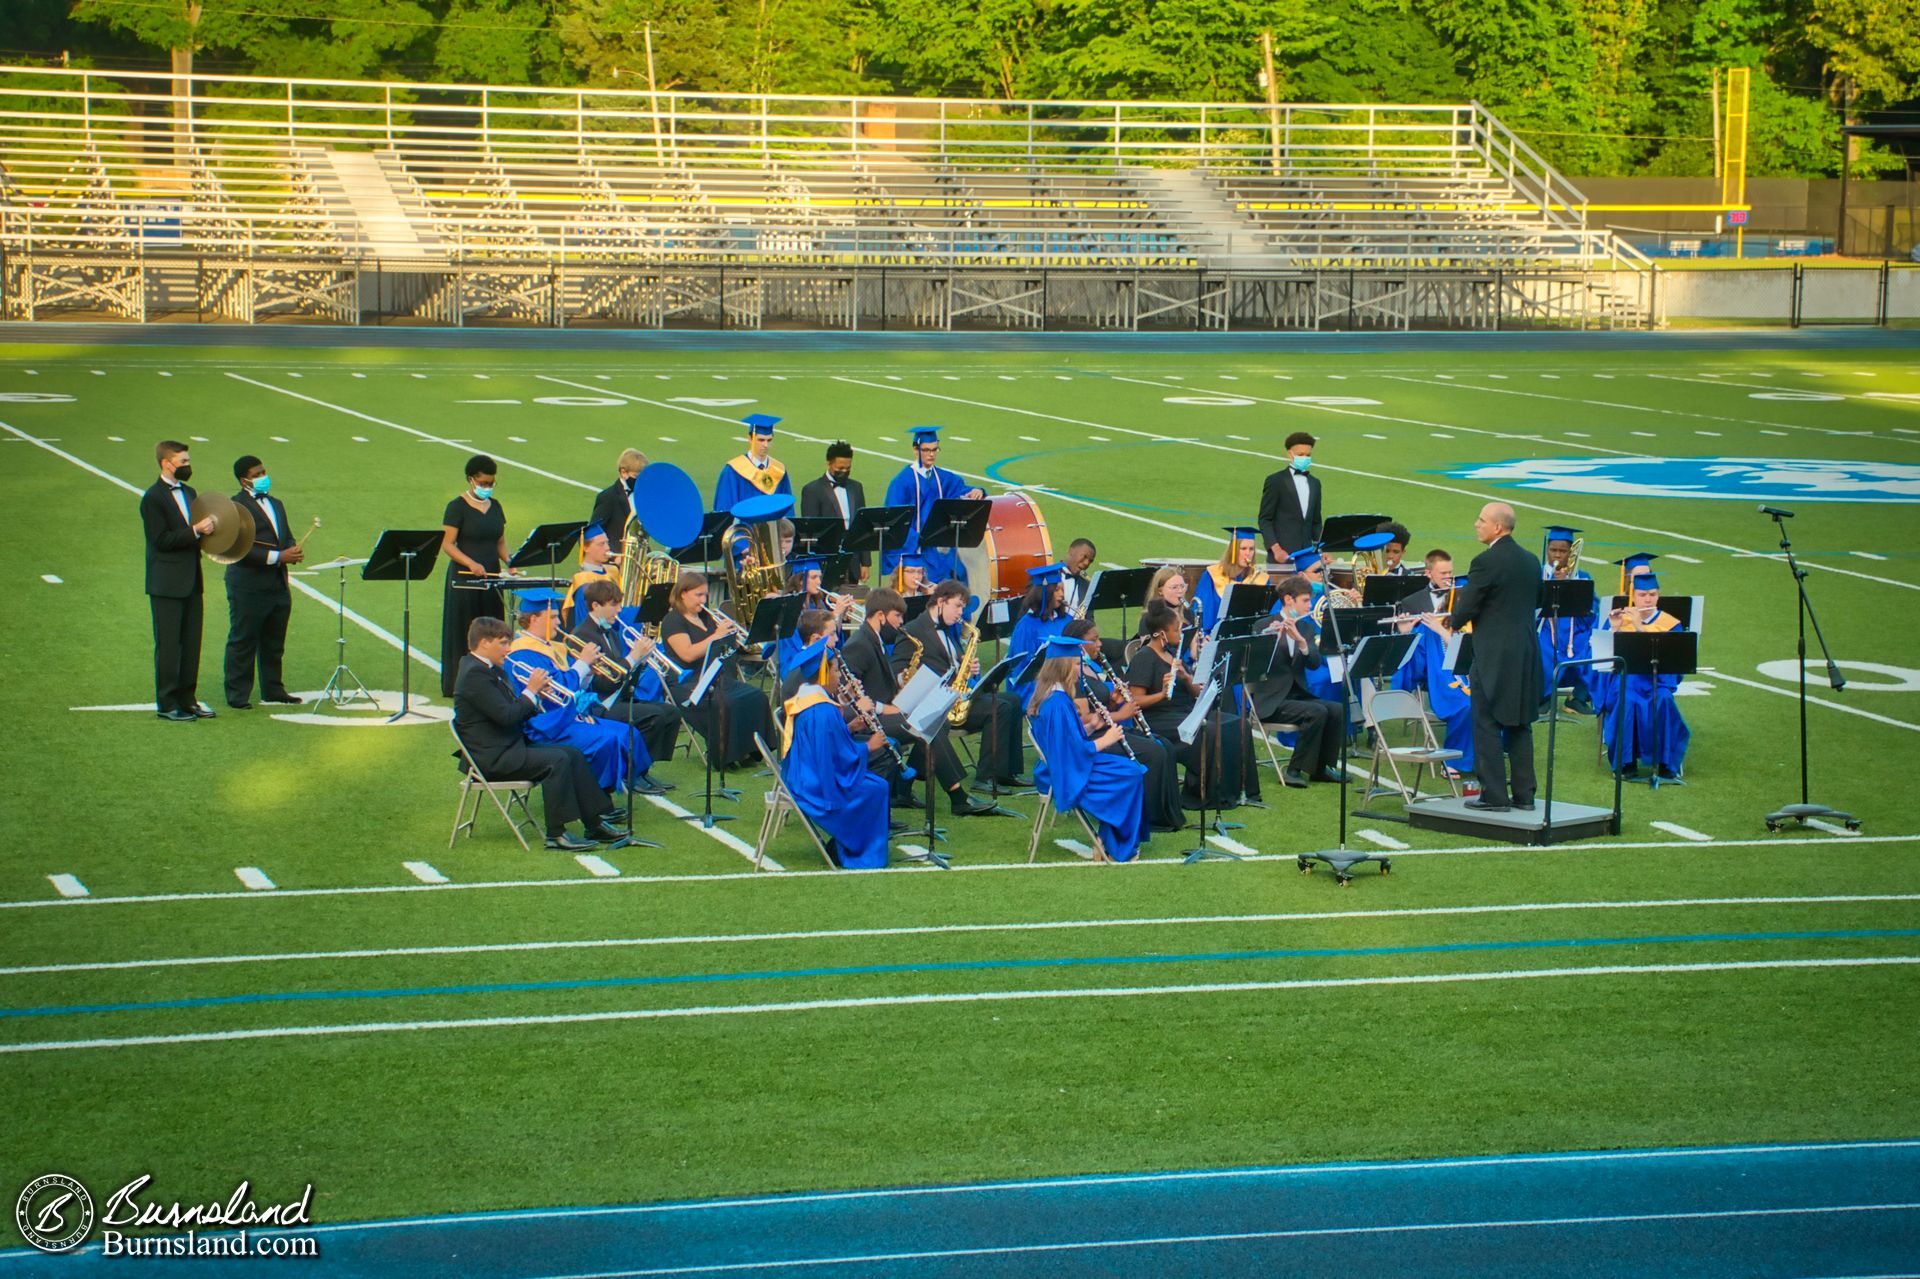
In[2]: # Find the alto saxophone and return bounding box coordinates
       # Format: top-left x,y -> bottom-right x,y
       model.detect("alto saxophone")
896,631 -> 925,688
945,621 -> 980,727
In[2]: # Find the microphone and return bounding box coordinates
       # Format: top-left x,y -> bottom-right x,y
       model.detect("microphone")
1758,505 -> 1795,519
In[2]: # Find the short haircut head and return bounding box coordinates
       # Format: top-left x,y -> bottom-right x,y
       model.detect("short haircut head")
826,440 -> 853,461
468,616 -> 511,648
1484,502 -> 1517,532
1424,548 -> 1452,565
1277,574 -> 1311,600
1069,537 -> 1095,554
232,453 -> 263,481
866,588 -> 905,616
156,439 -> 189,464
580,579 -> 621,609
465,453 -> 497,480
931,578 -> 969,607
1284,431 -> 1316,451
796,608 -> 833,642
617,448 -> 647,471
1383,522 -> 1410,547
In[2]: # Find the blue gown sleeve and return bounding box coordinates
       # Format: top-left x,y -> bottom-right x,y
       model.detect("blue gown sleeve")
1034,691 -> 1096,809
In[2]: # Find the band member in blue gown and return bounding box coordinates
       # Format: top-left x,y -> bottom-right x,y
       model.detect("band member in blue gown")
1194,527 -> 1269,633
563,523 -> 618,627
501,589 -> 650,793
774,558 -> 853,679
1595,574 -> 1691,781
1007,562 -> 1070,705
781,637 -> 893,869
1536,524 -> 1596,718
1029,634 -> 1148,862
1392,610 -> 1476,775
712,414 -> 793,512
880,426 -> 984,585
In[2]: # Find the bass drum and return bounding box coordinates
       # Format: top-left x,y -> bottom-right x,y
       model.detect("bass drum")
957,491 -> 1054,602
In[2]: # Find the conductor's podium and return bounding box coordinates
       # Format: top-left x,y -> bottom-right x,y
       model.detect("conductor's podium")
1408,794 -> 1618,846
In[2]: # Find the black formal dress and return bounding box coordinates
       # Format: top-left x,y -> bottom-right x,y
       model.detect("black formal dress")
590,476 -> 634,540
223,488 -> 296,706
844,622 -> 965,792
440,495 -> 506,697
452,654 -> 610,834
570,614 -> 684,764
799,473 -> 869,581
1245,622 -> 1342,775
1124,645 -> 1260,806
1076,667 -> 1185,832
660,610 -> 773,769
1258,467 -> 1323,562
1447,534 -> 1545,806
141,476 -> 204,714
896,611 -> 1024,782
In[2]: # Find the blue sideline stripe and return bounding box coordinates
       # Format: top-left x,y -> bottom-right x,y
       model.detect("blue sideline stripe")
3,928 -> 1915,1023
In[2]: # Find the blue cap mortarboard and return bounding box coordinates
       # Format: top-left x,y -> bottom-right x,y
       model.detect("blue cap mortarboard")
516,588 -> 562,613
1042,633 -> 1086,655
1544,526 -> 1581,543
791,636 -> 832,673
743,414 -> 781,435
1027,562 -> 1067,585
910,426 -> 942,445
583,523 -> 607,542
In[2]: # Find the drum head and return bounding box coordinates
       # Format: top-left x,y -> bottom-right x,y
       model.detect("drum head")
630,462 -> 705,547
730,493 -> 795,524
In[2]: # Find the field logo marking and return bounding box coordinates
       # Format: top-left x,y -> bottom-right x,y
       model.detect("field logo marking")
1443,457 -> 1920,504
1755,660 -> 1920,693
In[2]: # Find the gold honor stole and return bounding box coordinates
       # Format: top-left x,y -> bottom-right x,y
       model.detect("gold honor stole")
1206,565 -> 1268,593
728,455 -> 787,495
780,688 -> 835,757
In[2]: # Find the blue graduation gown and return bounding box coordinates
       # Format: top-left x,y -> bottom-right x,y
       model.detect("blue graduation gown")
1537,570 -> 1596,695
783,689 -> 892,869
881,464 -> 969,584
1008,610 -> 1068,706
1195,566 -> 1266,635
504,639 -> 650,790
1390,621 -> 1475,771
1595,622 -> 1691,775
1031,689 -> 1147,862
712,456 -> 793,512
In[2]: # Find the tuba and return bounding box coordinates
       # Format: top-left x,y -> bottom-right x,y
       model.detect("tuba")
722,493 -> 793,626
625,463 -> 704,610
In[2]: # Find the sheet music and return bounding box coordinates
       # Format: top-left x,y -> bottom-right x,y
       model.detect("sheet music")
1690,596 -> 1704,637
1589,631 -> 1615,664
1326,655 -> 1346,684
688,655 -> 725,707
893,663 -> 947,719
1178,679 -> 1219,746
1444,632 -> 1466,673
903,686 -> 961,742
1192,628 -> 1221,687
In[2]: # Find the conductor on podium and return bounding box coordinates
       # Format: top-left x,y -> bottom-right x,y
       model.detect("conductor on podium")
1446,502 -> 1543,812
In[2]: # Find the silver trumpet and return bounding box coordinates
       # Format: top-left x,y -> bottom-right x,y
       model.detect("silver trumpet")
616,615 -> 688,684
503,655 -> 578,711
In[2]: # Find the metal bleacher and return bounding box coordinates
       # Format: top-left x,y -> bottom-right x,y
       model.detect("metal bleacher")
0,66 -> 1658,329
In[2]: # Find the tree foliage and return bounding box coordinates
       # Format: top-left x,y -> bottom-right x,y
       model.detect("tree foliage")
47,0 -> 1920,176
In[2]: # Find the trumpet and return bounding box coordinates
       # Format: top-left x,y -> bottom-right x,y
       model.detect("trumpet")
616,615 -> 688,684
700,604 -> 746,643
503,656 -> 577,710
826,591 -> 866,628
553,629 -> 627,683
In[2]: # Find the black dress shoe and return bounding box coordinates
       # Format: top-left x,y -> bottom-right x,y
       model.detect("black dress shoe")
596,811 -> 630,830
158,709 -> 199,722
950,792 -> 999,817
261,692 -> 303,705
584,824 -> 629,844
1311,767 -> 1346,784
897,792 -> 924,809
192,705 -> 218,719
1463,797 -> 1511,812
1281,769 -> 1310,789
1512,800 -> 1537,811
640,773 -> 676,792
995,775 -> 1032,789
630,779 -> 669,796
546,832 -> 598,851
228,701 -> 253,710
888,819 -> 910,833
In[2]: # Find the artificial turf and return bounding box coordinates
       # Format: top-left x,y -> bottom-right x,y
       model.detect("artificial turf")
1,334 -> 1917,1240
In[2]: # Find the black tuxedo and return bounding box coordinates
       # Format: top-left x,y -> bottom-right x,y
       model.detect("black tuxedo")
799,474 -> 869,579
452,654 -> 610,833
1247,616 -> 1341,773
1447,534 -> 1545,805
896,611 -> 1024,781
844,622 -> 963,791
590,477 -> 633,541
141,477 -> 204,713
1258,467 -> 1323,562
570,615 -> 683,763
224,489 -> 296,705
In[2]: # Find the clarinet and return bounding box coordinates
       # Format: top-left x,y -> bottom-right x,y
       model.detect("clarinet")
1079,668 -> 1137,761
841,662 -> 917,780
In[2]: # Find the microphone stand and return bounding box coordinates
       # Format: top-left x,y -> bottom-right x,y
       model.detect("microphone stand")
1762,511 -> 1860,832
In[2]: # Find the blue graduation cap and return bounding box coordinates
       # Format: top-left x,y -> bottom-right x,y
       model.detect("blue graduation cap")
1353,531 -> 1394,552
900,551 -> 930,570
1223,526 -> 1259,540
1027,561 -> 1068,585
1292,544 -> 1327,572
582,522 -> 608,543
790,635 -> 833,676
1631,573 -> 1662,591
909,426 -> 943,445
789,557 -> 822,578
742,413 -> 781,436
1042,633 -> 1086,655
1544,525 -> 1581,543
1613,551 -> 1660,592
515,588 -> 563,613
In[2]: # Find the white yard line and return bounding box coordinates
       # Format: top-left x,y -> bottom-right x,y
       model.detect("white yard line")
1805,818 -> 1861,837
1053,839 -> 1098,860
8,956 -> 1917,1056
1204,833 -> 1259,856
1705,669 -> 1920,733
1355,829 -> 1410,850
1650,822 -> 1713,843
575,854 -> 622,877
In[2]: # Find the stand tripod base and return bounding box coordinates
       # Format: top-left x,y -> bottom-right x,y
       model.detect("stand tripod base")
1765,803 -> 1860,833
1181,835 -> 1244,864
385,693 -> 434,723
1298,849 -> 1391,887
682,812 -> 737,828
319,665 -> 377,709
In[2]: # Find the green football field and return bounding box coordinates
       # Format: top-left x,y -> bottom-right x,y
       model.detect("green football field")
2,334 -> 1919,1241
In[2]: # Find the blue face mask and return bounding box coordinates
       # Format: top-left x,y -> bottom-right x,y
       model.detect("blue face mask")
250,474 -> 271,496
473,485 -> 494,500
1290,454 -> 1312,473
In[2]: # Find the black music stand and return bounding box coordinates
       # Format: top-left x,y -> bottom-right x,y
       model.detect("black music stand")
1319,513 -> 1395,553
1757,510 -> 1858,831
671,513 -> 738,569
1178,635 -> 1250,862
1362,575 -> 1427,609
750,592 -> 805,652
509,521 -> 588,581
903,594 -> 933,623
1539,578 -> 1598,718
787,517 -> 846,563
1543,654 -> 1627,842
971,653 -> 1032,804
362,530 -> 442,722
844,505 -> 914,582
681,632 -> 741,827
1086,567 -> 1154,620
921,497 -> 991,576
1608,630 -> 1698,790
1299,631 -> 1415,884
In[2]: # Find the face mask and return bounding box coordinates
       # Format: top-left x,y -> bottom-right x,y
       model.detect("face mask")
1290,455 -> 1312,473
880,622 -> 901,645
473,485 -> 493,500
250,474 -> 271,496
173,463 -> 193,483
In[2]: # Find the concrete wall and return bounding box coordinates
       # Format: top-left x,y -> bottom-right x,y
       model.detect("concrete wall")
1657,265 -> 1918,321
1583,176 -> 1918,255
